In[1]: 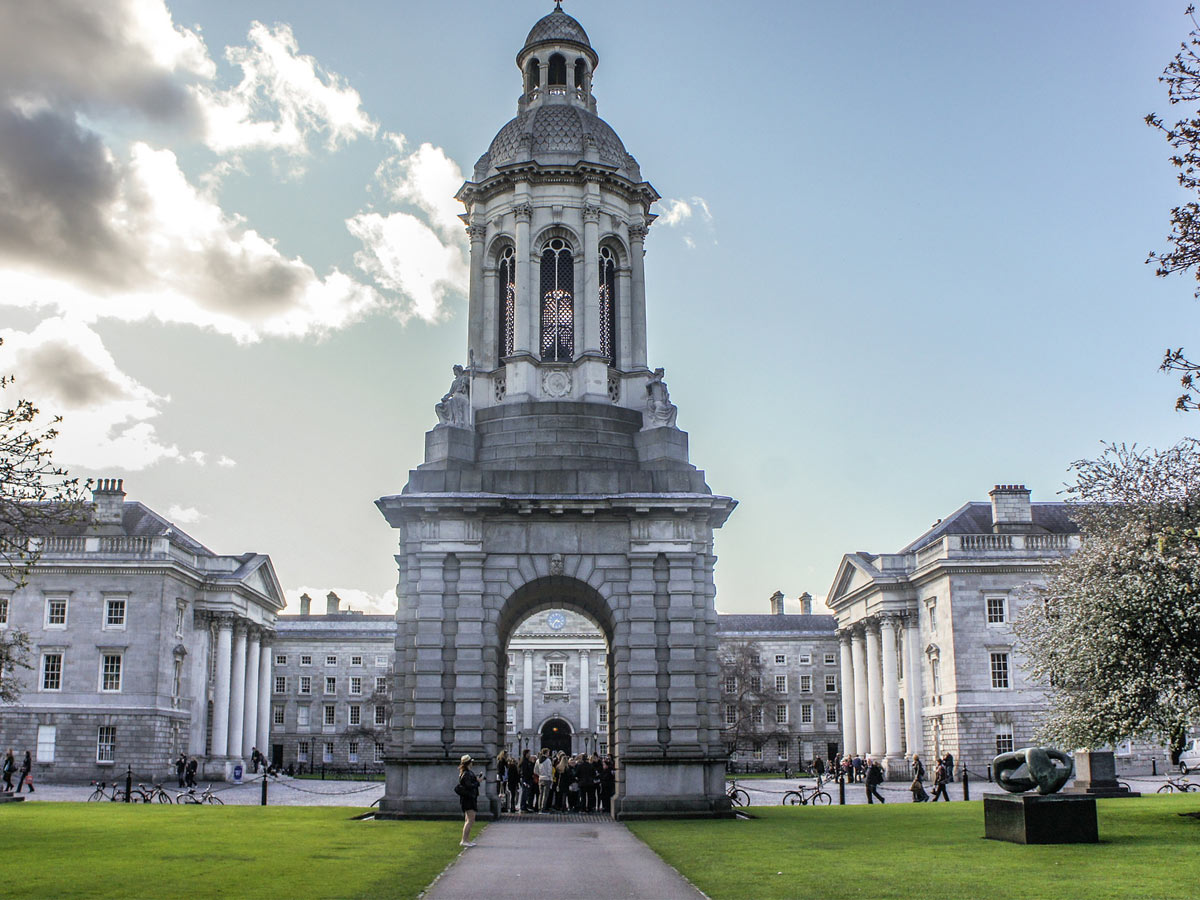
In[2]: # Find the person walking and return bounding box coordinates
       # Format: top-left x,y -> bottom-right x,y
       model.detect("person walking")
15,751 -> 33,794
175,753 -> 187,788
506,756 -> 520,813
865,757 -> 886,804
185,756 -> 198,788
852,754 -> 864,783
494,750 -> 511,812
931,758 -> 951,801
909,754 -> 928,802
2,750 -> 14,792
941,752 -> 955,781
456,755 -> 480,847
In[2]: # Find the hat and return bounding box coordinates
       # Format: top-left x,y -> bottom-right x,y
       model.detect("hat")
460,754 -> 473,765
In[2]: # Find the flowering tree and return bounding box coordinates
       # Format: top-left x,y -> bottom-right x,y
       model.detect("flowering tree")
1,338 -> 86,702
1015,440 -> 1200,759
718,640 -> 785,765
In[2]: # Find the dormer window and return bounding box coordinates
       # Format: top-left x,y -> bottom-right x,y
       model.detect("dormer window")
548,53 -> 567,86
540,238 -> 574,361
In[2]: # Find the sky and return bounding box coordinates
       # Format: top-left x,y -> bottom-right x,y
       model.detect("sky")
0,0 -> 1196,617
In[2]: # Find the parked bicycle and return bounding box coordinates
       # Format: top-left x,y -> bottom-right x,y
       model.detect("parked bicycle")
140,783 -> 175,803
86,781 -> 125,802
176,784 -> 224,805
782,782 -> 832,806
1156,776 -> 1198,793
726,779 -> 750,807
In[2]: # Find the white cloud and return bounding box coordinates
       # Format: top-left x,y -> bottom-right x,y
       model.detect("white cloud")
167,504 -> 205,524
196,21 -> 377,158
0,317 -> 202,470
217,455 -> 237,468
652,195 -> 715,250
283,586 -> 397,616
375,133 -> 466,241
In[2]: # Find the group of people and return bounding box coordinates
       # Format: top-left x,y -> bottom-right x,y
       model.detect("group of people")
821,750 -> 957,803
174,753 -> 200,788
908,752 -> 956,802
2,749 -> 33,794
497,748 -> 615,814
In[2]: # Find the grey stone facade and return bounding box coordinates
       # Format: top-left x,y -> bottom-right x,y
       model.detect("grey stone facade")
0,480 -> 284,782
270,594 -> 394,772
375,6 -> 736,820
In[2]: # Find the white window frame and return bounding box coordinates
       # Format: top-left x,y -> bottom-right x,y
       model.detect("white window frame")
97,725 -> 117,763
824,674 -> 837,693
777,739 -> 789,761
598,702 -> 609,726
375,654 -> 388,668
724,704 -> 737,726
799,653 -> 811,665
37,724 -> 56,763
322,742 -> 334,764
824,652 -> 837,666
752,743 -> 763,761
299,676 -> 312,695
374,743 -> 384,763
273,706 -> 285,726
723,674 -> 737,694
297,706 -> 310,728
103,595 -> 127,630
375,705 -> 386,727
324,676 -> 336,695
325,655 -> 337,667
300,654 -> 312,666
99,652 -> 123,693
826,704 -> 838,724
986,595 -> 1008,625
375,676 -> 387,695
175,602 -> 186,638
776,704 -> 788,724
349,704 -> 361,726
275,654 -> 287,666
774,654 -> 787,666
546,661 -> 565,692
41,652 -> 63,692
926,597 -> 938,633
323,704 -> 336,729
0,594 -> 9,628
351,655 -> 363,667
45,595 -> 68,629
995,724 -> 1014,755
801,703 -> 813,724
274,675 -> 287,694
348,742 -> 359,764
751,705 -> 763,727
990,651 -> 1011,690
800,674 -> 812,693
775,674 -> 788,694
349,676 -> 362,696
297,741 -> 310,762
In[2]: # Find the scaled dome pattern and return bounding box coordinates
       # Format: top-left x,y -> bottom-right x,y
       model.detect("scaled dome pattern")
523,7 -> 592,50
473,106 -> 641,182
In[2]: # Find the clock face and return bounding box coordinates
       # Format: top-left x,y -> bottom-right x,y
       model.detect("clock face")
547,612 -> 566,631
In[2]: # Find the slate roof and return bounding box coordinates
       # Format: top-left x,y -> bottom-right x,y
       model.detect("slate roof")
122,502 -> 213,556
717,614 -> 836,634
524,6 -> 592,51
473,105 -> 640,182
899,501 -> 1078,554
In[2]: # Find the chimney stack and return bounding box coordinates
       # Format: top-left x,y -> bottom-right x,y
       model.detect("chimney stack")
326,591 -> 340,615
299,593 -> 312,616
91,478 -> 126,529
989,484 -> 1033,532
769,590 -> 785,615
799,592 -> 813,615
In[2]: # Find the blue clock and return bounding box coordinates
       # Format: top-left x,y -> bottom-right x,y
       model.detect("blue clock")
547,612 -> 566,631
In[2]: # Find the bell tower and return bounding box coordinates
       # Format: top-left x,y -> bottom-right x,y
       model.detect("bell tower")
377,4 -> 736,820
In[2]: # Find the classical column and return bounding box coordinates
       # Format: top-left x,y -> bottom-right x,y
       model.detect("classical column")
628,222 -> 648,369
257,637 -> 272,753
242,630 -> 261,759
879,615 -> 903,762
850,627 -> 869,756
582,203 -> 601,355
513,200 -> 533,355
579,650 -> 590,730
522,649 -> 534,731
211,617 -> 233,759
467,222 -> 487,363
903,616 -> 924,756
864,620 -> 885,759
227,622 -> 248,759
837,630 -> 857,756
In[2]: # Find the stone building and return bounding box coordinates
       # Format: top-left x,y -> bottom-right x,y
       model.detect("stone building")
270,592 -> 394,772
825,484 -> 1081,778
376,4 -> 736,819
0,480 -> 284,781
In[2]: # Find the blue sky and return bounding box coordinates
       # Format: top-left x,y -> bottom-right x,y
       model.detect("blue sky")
0,1 -> 1195,615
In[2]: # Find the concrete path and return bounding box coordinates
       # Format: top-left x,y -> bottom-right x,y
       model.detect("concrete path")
424,818 -> 705,900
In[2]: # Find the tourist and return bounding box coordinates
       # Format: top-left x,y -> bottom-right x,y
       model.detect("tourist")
506,756 -> 520,813
931,758 -> 951,801
518,749 -> 536,812
909,754 -> 928,802
813,756 -> 825,786
15,751 -> 33,794
598,757 -> 616,812
535,749 -> 554,811
865,757 -> 886,804
250,747 -> 261,774
495,750 -> 511,812
185,756 -> 198,788
852,754 -> 864,783
577,753 -> 597,812
456,754 -> 480,847
1,749 -> 14,792
175,752 -> 187,788
941,751 -> 955,781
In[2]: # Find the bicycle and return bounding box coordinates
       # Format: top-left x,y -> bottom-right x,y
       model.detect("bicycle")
1156,776 -> 1198,793
87,781 -> 125,802
141,783 -> 175,803
177,785 -> 224,805
782,782 -> 832,806
726,779 -> 750,807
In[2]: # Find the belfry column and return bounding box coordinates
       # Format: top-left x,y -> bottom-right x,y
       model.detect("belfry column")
211,617 -> 233,761
467,222 -> 487,365
257,636 -> 273,753
242,630 -> 261,759
579,650 -> 590,730
850,627 -> 869,757
522,649 -> 534,731
838,630 -> 857,756
514,199 -> 534,356
864,620 -> 885,759
628,223 -> 648,369
903,615 -> 924,757
227,622 -> 248,759
582,203 -> 601,354
879,615 -> 903,765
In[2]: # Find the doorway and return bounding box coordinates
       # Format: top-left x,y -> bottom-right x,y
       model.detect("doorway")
541,718 -> 573,755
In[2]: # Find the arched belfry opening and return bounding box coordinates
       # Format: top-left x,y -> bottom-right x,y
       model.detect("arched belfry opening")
376,4 -> 736,821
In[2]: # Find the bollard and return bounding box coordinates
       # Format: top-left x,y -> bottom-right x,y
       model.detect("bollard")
321,765 -> 326,781
838,774 -> 846,805
961,765 -> 970,802
261,775 -> 268,806
125,765 -> 133,803
986,764 -> 992,783
1152,757 -> 1157,776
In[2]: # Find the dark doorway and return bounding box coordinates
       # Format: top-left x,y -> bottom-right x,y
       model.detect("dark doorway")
541,718 -> 572,755
827,742 -> 839,762
272,744 -> 283,768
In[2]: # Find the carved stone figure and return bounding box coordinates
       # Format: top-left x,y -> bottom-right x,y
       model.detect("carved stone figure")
644,367 -> 678,428
435,364 -> 471,427
993,747 -> 1074,795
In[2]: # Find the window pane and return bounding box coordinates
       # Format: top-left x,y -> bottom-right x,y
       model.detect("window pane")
101,654 -> 122,692
42,653 -> 62,691
97,726 -> 116,762
105,598 -> 125,627
37,725 -> 56,762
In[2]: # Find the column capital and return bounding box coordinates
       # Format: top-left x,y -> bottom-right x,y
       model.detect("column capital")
627,222 -> 649,241
863,617 -> 882,636
836,627 -> 855,645
877,612 -> 903,632
523,648 -> 534,659
467,223 -> 487,240
583,203 -> 601,223
212,612 -> 236,630
513,202 -> 533,222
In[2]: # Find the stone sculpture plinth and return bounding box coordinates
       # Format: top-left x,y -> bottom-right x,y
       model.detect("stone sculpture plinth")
983,793 -> 1098,844
1066,749 -> 1140,798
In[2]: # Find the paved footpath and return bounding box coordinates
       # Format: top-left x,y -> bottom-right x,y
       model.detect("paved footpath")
424,817 -> 705,900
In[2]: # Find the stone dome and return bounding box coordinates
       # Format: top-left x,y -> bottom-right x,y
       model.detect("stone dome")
473,104 -> 641,182
523,7 -> 592,52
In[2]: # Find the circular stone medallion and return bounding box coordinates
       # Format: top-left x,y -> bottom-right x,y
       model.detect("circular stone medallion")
542,370 -> 571,398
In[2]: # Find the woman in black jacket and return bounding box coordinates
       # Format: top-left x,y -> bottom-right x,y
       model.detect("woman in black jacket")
457,755 -> 480,847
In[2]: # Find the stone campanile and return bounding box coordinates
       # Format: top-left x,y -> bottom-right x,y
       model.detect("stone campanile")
376,3 -> 737,819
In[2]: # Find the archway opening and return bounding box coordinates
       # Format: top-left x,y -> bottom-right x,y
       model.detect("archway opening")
540,718 -> 573,756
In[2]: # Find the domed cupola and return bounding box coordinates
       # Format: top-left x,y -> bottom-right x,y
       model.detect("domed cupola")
522,3 -> 595,58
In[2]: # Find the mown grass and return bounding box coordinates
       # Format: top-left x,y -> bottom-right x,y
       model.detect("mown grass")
0,803 -> 464,900
628,795 -> 1200,900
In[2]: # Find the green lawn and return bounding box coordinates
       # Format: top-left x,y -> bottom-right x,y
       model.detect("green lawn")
628,795 -> 1200,900
0,804 -> 465,900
